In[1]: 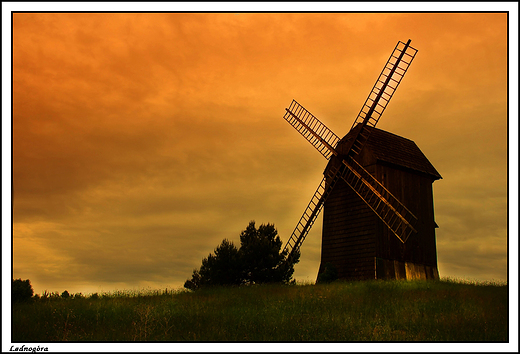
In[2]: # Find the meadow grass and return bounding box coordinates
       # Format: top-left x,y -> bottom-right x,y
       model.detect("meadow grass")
12,279 -> 508,342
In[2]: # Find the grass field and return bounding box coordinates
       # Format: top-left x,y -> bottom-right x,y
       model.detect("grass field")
12,279 -> 508,342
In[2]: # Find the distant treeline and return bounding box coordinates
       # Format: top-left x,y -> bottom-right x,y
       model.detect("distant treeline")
12,278 -> 179,302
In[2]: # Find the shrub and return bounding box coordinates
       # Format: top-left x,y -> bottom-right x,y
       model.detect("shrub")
184,221 -> 299,290
12,279 -> 34,302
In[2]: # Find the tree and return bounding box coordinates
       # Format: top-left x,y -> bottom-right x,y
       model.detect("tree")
200,238 -> 242,287
184,269 -> 202,291
239,222 -> 297,284
184,221 -> 299,290
12,279 -> 34,302
184,239 -> 241,290
61,290 -> 70,299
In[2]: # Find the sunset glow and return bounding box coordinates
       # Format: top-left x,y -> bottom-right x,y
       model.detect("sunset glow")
8,10 -> 511,297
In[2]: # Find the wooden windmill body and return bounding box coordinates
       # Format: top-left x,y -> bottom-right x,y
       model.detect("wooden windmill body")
280,40 -> 441,281
320,126 -> 441,280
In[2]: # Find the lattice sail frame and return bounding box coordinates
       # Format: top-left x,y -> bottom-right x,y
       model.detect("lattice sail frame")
348,40 -> 417,157
283,100 -> 340,160
350,40 -> 417,131
281,40 -> 418,265
282,164 -> 343,265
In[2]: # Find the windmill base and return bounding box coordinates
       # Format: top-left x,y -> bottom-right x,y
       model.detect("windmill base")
375,257 -> 439,280
316,257 -> 439,282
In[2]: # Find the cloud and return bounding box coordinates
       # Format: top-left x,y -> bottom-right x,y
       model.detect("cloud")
11,12 -> 509,294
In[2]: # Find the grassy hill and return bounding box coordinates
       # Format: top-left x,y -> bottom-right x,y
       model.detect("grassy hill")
12,279 -> 508,342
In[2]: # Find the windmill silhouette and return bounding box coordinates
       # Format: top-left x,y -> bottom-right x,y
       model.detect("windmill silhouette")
281,40 -> 441,281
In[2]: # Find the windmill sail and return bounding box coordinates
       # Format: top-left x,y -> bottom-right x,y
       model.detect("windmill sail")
339,157 -> 417,243
348,40 -> 417,156
283,100 -> 340,159
332,39 -> 419,242
281,164 -> 343,265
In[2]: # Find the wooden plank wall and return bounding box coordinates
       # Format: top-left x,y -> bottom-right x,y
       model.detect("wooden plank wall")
374,162 -> 438,268
320,172 -> 377,280
319,159 -> 439,281
318,134 -> 440,281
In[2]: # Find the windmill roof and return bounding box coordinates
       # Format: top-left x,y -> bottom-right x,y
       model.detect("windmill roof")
345,125 -> 442,179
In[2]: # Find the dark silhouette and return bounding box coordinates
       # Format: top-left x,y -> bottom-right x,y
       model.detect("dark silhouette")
185,239 -> 241,290
12,279 -> 34,302
61,290 -> 70,298
317,262 -> 338,283
280,40 -> 441,282
240,221 -> 300,284
184,221 -> 299,290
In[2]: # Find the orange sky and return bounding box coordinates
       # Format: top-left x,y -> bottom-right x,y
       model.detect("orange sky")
8,11 -> 512,296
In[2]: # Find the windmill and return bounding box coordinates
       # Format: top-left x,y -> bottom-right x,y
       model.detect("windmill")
280,40 -> 441,281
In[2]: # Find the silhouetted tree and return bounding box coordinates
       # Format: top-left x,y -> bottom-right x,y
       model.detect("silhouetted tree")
184,221 -> 299,290
12,279 -> 34,302
61,290 -> 70,299
184,269 -> 202,291
240,221 -> 298,284
184,239 -> 241,290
